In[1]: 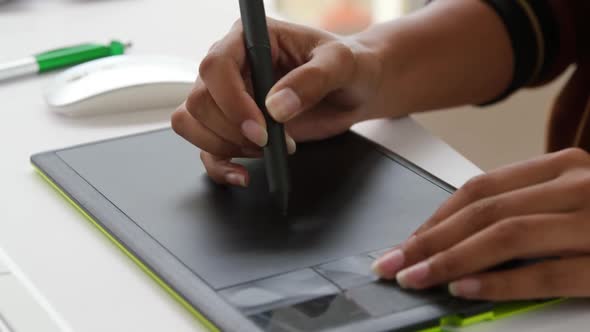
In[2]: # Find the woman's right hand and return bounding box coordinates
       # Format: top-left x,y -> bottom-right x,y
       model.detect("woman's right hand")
172,18 -> 386,187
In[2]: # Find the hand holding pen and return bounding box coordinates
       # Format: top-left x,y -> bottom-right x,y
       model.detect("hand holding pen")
239,0 -> 290,214
171,6 -> 385,205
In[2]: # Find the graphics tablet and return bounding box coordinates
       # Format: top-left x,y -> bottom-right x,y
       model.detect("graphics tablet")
31,128 -> 558,332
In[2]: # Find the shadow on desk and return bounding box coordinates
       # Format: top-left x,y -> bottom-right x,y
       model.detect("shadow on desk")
49,107 -> 173,128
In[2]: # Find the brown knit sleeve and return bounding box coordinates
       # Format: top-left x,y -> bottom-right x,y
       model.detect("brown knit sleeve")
544,1 -> 590,152
529,0 -> 589,86
425,1 -> 587,91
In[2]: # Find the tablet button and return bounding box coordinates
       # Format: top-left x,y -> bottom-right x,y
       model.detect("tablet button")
250,294 -> 370,331
219,269 -> 339,315
345,282 -> 448,317
315,255 -> 377,289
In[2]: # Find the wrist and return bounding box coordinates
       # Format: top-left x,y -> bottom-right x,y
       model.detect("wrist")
351,0 -> 514,117
353,21 -> 413,118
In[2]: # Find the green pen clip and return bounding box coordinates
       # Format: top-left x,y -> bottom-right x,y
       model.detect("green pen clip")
34,40 -> 130,73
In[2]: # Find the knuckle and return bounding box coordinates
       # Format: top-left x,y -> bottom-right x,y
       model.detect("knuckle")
567,173 -> 590,197
185,88 -> 204,111
461,175 -> 492,201
490,219 -> 529,251
329,42 -> 355,66
303,65 -> 329,86
188,93 -> 215,122
171,110 -> 188,137
406,236 -> 437,262
553,148 -> 589,167
465,198 -> 502,228
431,253 -> 462,279
198,52 -> 226,79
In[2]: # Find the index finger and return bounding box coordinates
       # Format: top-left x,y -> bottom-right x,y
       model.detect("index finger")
396,214 -> 578,290
195,22 -> 265,128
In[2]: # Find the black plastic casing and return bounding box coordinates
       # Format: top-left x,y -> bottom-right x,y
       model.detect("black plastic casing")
239,0 -> 290,214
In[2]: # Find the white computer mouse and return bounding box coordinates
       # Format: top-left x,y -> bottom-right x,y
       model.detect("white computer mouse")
44,55 -> 197,117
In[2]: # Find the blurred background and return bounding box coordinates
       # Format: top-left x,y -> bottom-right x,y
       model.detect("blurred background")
0,0 -> 570,172
274,0 -> 570,172
275,0 -> 423,33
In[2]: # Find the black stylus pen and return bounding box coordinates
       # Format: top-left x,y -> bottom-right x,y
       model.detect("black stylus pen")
239,0 -> 290,215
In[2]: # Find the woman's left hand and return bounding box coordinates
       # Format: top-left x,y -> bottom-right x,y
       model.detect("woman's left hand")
372,148 -> 590,300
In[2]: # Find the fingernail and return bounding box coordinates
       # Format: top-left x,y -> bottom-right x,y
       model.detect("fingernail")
225,172 -> 247,187
396,260 -> 431,289
241,120 -> 268,147
371,249 -> 405,278
286,134 -> 297,155
266,88 -> 301,122
449,279 -> 481,298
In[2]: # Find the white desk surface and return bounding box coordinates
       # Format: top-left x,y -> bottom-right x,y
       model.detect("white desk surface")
0,1 -> 588,332
0,274 -> 63,332
0,259 -> 8,276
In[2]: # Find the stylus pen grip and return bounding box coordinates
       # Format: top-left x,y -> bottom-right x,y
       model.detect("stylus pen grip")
239,0 -> 290,213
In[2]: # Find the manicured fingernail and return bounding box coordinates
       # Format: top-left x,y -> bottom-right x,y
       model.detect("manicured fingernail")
286,134 -> 297,155
241,120 -> 268,147
396,260 -> 431,289
225,173 -> 247,187
371,249 -> 405,278
449,279 -> 481,298
266,88 -> 301,122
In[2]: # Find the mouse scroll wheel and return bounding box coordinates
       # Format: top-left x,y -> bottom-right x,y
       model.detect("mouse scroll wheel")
66,64 -> 118,82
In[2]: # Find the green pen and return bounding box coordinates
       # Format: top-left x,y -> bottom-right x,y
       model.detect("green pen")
0,40 -> 131,82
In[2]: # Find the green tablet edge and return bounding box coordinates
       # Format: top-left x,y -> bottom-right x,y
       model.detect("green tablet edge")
434,298 -> 565,331
33,166 -> 220,332
33,165 -> 565,332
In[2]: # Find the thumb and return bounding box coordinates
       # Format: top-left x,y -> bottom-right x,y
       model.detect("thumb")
265,42 -> 355,123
